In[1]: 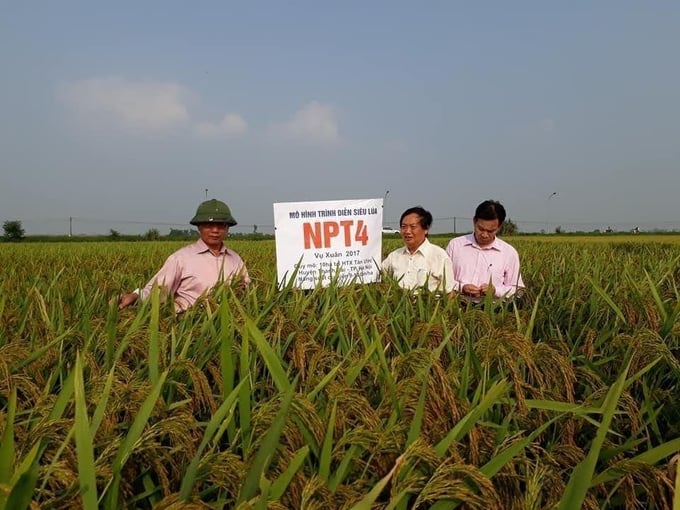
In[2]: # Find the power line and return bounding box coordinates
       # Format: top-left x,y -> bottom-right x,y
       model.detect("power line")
11,215 -> 680,236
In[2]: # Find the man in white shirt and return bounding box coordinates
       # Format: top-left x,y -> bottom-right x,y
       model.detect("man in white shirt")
382,206 -> 454,296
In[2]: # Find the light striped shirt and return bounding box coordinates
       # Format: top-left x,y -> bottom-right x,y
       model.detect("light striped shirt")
445,234 -> 524,298
139,239 -> 249,311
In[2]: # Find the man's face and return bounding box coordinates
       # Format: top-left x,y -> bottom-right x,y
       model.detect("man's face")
198,222 -> 229,250
400,213 -> 427,252
473,218 -> 500,247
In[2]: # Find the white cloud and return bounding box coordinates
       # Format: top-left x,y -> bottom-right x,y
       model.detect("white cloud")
59,77 -> 190,133
271,101 -> 340,145
193,113 -> 248,138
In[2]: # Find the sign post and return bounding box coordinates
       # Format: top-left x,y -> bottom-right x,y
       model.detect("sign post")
273,198 -> 383,289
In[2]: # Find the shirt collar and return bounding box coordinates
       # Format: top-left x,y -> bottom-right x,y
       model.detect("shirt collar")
402,237 -> 432,256
464,234 -> 501,252
194,239 -> 228,255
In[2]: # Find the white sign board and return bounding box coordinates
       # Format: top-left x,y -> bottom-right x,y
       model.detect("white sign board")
273,198 -> 383,289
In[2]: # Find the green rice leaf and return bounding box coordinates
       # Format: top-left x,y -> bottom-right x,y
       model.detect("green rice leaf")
180,379 -> 246,501
435,380 -> 510,457
238,383 -> 296,503
90,365 -> 116,437
1,442 -> 40,510
319,401 -> 337,482
558,359 -> 631,509
587,277 -> 627,325
591,436 -> 680,486
0,387 -> 16,484
269,446 -> 310,501
73,353 -> 99,510
245,316 -> 291,393
406,377 -> 429,447
104,370 -> 168,509
350,454 -> 404,510
147,287 -> 161,386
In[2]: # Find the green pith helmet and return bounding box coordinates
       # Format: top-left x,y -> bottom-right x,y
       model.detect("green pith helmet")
190,199 -> 238,226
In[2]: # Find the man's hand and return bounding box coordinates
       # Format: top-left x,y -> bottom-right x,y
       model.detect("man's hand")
479,283 -> 495,296
462,284 -> 482,297
117,292 -> 139,310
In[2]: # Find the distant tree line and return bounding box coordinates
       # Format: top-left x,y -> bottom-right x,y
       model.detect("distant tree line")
3,217 -> 677,243
1,221 -> 274,243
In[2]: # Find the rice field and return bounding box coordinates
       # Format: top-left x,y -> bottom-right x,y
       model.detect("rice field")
1,236 -> 680,509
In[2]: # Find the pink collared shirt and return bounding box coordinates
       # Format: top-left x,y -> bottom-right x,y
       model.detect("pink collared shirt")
138,239 -> 249,311
445,234 -> 524,298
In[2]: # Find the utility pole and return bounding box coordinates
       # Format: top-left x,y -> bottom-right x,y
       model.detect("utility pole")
69,216 -> 72,237
383,190 -> 389,226
205,188 -> 208,200
546,192 -> 557,233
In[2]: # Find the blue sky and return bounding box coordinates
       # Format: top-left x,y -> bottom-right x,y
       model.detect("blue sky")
2,2 -> 679,234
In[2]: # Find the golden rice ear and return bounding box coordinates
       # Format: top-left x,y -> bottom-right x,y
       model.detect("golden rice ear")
669,453 -> 680,482
413,462 -> 502,509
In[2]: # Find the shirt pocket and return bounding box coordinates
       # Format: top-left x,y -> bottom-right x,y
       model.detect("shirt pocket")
420,268 -> 441,287
489,264 -> 506,287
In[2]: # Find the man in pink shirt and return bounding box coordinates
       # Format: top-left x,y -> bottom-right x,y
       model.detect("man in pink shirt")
117,199 -> 250,311
445,200 -> 524,300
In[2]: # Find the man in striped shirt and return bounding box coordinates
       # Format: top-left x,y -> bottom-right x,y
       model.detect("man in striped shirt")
117,199 -> 249,311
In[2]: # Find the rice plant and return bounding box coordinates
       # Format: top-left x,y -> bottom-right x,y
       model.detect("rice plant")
1,237 -> 679,508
